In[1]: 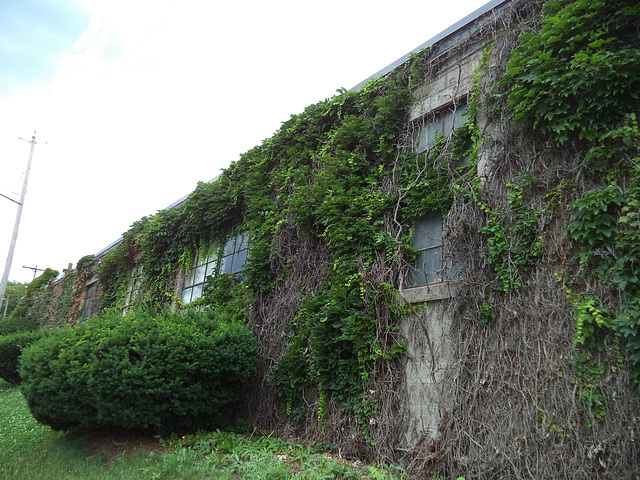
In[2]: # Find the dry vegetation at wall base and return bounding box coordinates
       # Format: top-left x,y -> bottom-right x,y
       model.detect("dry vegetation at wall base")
12,0 -> 640,477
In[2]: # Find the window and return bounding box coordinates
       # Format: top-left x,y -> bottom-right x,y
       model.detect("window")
80,280 -> 100,320
413,102 -> 468,154
219,232 -> 248,275
181,232 -> 249,305
407,214 -> 446,287
181,252 -> 218,305
406,103 -> 468,289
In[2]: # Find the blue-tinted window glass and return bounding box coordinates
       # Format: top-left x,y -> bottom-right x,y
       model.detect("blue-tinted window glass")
413,103 -> 468,154
224,237 -> 235,256
182,233 -> 249,304
407,215 -> 445,288
233,248 -> 247,273
412,215 -> 443,250
181,287 -> 193,305
192,284 -> 203,301
194,264 -> 207,285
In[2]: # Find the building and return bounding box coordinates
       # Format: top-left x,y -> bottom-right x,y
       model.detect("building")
25,0 -> 640,477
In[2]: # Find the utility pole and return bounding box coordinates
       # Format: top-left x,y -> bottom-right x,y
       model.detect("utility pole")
0,132 -> 41,306
23,265 -> 45,280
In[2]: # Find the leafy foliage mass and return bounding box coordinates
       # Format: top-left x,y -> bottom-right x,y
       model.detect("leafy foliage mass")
0,330 -> 47,384
20,309 -> 258,433
16,40 -> 476,445
91,64 -> 468,431
0,315 -> 39,336
1,382 -> 408,480
14,1 -> 640,472
9,268 -> 58,320
477,177 -> 548,293
505,0 -> 640,144
0,281 -> 27,318
505,0 -> 640,385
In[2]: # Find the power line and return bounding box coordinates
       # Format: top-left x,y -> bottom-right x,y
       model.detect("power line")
0,192 -> 21,205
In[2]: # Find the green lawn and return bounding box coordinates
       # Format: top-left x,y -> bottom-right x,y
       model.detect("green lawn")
0,381 -> 58,463
0,380 -> 408,480
0,380 -> 197,480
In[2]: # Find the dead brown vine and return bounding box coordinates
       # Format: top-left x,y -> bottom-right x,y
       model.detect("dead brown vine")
239,218 -> 331,432
403,1 -> 640,477
237,2 -> 640,476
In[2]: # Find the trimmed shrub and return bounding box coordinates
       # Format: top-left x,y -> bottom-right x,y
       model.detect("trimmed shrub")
0,330 -> 47,384
0,316 -> 40,336
20,308 -> 258,433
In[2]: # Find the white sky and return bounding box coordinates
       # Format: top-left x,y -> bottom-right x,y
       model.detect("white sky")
1,0 -> 491,284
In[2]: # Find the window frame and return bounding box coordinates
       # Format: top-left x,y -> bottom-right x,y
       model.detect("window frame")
412,101 -> 469,155
406,101 -> 468,289
80,280 -> 100,320
181,232 -> 249,305
406,214 -> 447,288
218,232 -> 249,276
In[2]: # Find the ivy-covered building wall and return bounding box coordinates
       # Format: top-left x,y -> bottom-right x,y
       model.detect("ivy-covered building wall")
21,0 -> 640,477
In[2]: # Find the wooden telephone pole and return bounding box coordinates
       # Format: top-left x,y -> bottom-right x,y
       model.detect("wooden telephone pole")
0,133 -> 42,305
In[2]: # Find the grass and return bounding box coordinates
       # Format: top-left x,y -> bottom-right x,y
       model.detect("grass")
0,381 -> 59,462
0,380 -> 408,479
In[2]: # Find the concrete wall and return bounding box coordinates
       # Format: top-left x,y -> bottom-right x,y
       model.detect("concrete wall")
400,285 -> 455,446
400,32 -> 485,447
408,44 -> 483,123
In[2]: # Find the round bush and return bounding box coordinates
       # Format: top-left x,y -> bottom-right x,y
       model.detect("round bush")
0,316 -> 40,336
20,308 -> 258,433
0,330 -> 47,384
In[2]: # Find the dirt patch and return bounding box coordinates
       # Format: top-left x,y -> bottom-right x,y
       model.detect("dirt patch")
80,428 -> 172,467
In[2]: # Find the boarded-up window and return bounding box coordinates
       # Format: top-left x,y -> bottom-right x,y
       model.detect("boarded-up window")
413,103 -> 468,154
407,215 -> 446,287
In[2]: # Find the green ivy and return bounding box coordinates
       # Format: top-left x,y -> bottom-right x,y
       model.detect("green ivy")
478,177 -> 548,293
566,291 -> 613,350
503,0 -> 640,406
9,268 -> 59,320
565,147 -> 640,386
197,274 -> 246,323
17,21 -> 476,437
96,218 -> 147,310
75,255 -> 94,281
504,0 -> 640,145
76,69 -> 436,434
263,80 -> 416,431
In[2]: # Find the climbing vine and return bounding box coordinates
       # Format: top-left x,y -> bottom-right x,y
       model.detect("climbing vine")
504,0 -> 640,145
262,79 -> 415,435
19,0 -> 640,474
422,1 -> 640,476
66,68 -> 416,442
53,37 -> 485,449
9,268 -> 59,320
478,176 -> 547,293
504,0 -> 640,394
